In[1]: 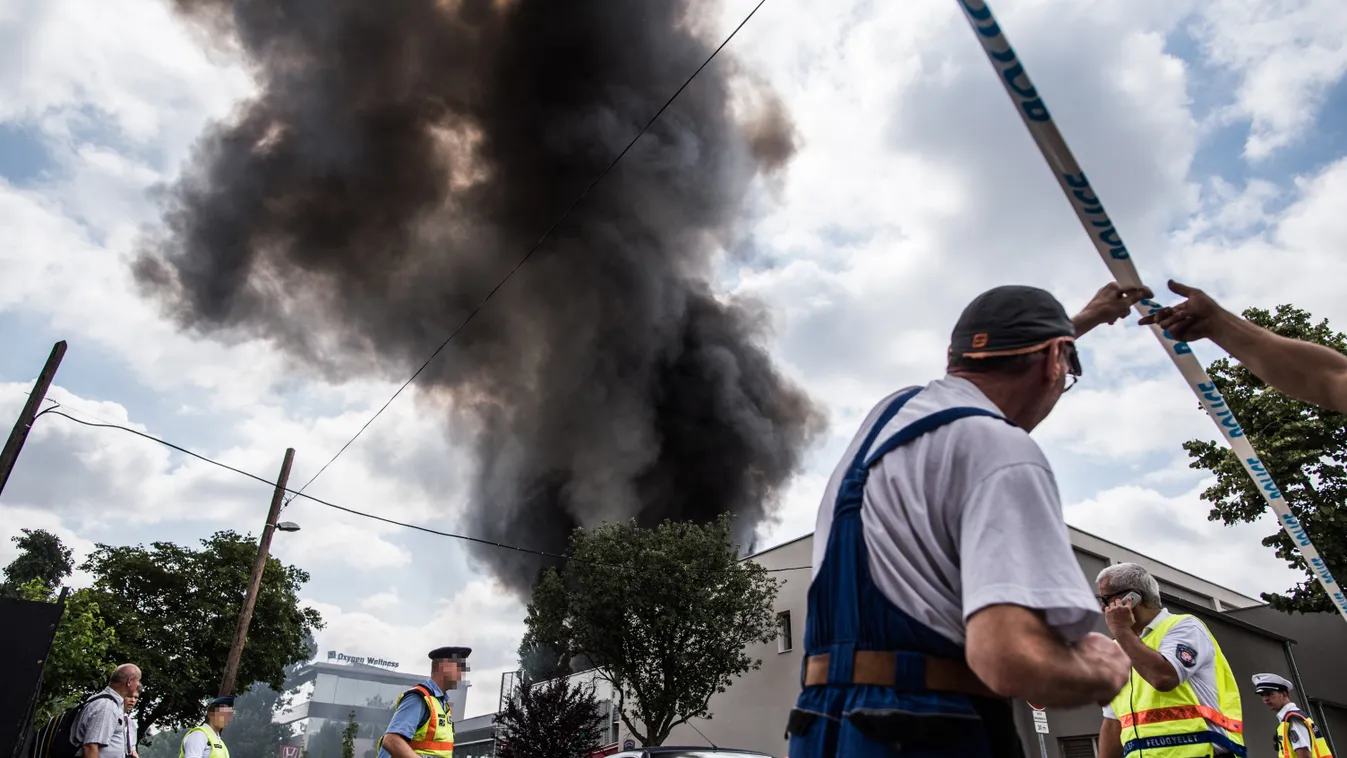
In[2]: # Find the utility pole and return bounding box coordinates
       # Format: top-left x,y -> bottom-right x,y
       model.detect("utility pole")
0,341 -> 67,499
220,447 -> 296,697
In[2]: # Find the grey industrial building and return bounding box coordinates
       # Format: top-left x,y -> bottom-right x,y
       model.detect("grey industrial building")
647,527 -> 1347,758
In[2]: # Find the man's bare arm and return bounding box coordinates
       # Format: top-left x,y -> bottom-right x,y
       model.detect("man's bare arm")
379,733 -> 420,758
1112,629 -> 1179,691
965,605 -> 1129,708
1072,284 -> 1153,339
1139,280 -> 1347,412
82,746 -> 99,758
1212,315 -> 1347,412
1098,717 -> 1122,758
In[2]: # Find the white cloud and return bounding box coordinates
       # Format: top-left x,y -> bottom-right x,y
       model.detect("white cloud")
307,579 -> 526,718
1194,0 -> 1347,159
1036,376 -> 1217,461
3,0 -> 1347,727
1065,481 -> 1302,600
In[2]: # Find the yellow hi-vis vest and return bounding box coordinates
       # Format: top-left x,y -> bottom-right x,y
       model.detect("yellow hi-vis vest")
376,685 -> 454,758
179,725 -> 229,758
1108,613 -> 1245,758
1278,709 -> 1334,758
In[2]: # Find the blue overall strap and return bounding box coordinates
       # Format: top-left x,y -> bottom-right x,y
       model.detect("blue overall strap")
862,405 -> 1011,470
816,387 -> 1011,685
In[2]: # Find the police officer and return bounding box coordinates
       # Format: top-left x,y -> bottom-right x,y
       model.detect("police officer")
376,647 -> 470,758
179,697 -> 233,758
1097,563 -> 1244,758
788,283 -> 1143,758
1253,673 -> 1334,758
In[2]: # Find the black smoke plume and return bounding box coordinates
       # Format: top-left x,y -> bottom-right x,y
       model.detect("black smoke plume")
136,0 -> 824,593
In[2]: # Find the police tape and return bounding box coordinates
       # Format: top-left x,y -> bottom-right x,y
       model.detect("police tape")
954,0 -> 1347,623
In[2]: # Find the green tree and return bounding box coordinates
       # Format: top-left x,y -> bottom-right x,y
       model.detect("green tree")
1184,304 -> 1347,613
494,675 -> 604,758
306,719 -> 344,758
517,570 -> 573,683
340,711 -> 358,758
1,528 -> 74,595
14,579 -> 118,723
522,515 -> 780,746
82,530 -> 324,739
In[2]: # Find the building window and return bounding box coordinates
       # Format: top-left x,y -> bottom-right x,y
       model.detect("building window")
1059,735 -> 1098,758
777,611 -> 793,653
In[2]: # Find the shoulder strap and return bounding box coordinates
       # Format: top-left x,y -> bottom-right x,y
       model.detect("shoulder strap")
1282,709 -> 1311,724
862,406 -> 1009,469
398,686 -> 436,731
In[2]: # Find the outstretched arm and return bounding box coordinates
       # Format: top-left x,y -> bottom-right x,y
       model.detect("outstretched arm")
1073,283 -> 1153,339
1140,280 -> 1347,412
1209,313 -> 1347,412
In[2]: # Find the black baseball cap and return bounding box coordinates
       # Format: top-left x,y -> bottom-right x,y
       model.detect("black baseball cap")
949,285 -> 1080,373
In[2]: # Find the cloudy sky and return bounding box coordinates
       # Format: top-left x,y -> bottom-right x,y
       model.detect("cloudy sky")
3,0 -> 1346,720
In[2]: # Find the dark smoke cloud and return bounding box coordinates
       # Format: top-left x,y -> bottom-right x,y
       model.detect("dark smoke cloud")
136,0 -> 824,593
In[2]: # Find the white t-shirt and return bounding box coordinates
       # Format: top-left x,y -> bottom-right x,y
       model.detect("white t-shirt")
1278,703 -> 1313,753
1102,609 -> 1232,752
180,726 -> 219,758
811,375 -> 1102,646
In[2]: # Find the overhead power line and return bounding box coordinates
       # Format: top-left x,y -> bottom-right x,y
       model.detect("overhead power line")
38,409 -> 810,574
284,0 -> 773,508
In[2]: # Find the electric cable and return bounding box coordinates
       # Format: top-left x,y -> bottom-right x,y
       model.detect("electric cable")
36,409 -> 811,573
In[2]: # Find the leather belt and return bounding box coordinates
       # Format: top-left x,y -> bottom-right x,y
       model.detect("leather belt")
803,651 -> 998,699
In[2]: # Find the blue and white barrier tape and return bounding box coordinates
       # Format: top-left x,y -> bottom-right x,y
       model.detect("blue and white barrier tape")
956,0 -> 1347,622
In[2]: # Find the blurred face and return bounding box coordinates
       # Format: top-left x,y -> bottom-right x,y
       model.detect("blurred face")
433,659 -> 464,689
207,706 -> 234,730
124,690 -> 139,714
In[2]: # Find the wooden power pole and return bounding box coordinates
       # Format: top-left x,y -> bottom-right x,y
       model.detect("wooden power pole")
0,340 -> 68,498
220,447 -> 296,697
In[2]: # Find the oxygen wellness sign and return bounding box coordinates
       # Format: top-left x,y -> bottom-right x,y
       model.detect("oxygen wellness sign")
327,651 -> 401,669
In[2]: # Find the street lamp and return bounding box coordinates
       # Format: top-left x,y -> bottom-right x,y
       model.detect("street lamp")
220,448 -> 298,697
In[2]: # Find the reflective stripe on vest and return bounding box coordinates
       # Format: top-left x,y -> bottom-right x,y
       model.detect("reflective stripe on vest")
178,725 -> 229,758
406,686 -> 454,758
1279,710 -> 1334,758
1109,613 -> 1245,758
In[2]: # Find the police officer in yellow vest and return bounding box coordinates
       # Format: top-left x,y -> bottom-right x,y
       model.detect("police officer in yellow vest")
376,647 -> 470,758
1253,673 -> 1334,758
1094,564 -> 1244,758
179,697 -> 233,758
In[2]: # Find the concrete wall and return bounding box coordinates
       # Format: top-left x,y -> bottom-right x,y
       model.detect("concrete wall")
1225,605 -> 1347,756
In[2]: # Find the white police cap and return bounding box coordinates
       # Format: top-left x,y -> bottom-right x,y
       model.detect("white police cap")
1253,673 -> 1293,694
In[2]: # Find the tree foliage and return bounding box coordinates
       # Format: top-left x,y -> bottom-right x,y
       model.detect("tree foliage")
340,711 -> 358,758
1183,304 -> 1347,613
83,530 -> 324,738
1,528 -> 74,596
494,674 -> 605,758
14,579 -> 119,723
520,515 -> 780,746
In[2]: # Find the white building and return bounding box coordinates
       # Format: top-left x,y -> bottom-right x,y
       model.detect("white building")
278,654 -> 470,758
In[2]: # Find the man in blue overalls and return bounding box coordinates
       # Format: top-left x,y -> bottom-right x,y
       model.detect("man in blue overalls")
788,283 -> 1144,757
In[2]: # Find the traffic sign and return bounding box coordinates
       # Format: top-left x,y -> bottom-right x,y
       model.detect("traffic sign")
1032,710 -> 1047,723
1034,721 -> 1050,734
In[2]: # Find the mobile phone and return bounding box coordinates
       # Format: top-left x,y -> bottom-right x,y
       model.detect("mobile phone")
1121,591 -> 1142,609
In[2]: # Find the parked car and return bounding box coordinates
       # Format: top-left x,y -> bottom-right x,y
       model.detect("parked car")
609,749 -> 777,758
